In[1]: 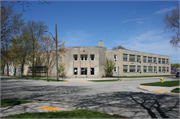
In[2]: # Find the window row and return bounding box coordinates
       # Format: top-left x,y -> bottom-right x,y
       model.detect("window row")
123,65 -> 169,73
123,54 -> 169,64
73,54 -> 95,61
73,68 -> 95,75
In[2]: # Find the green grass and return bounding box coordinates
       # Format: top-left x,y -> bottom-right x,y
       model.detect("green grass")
7,75 -> 63,82
3,109 -> 122,118
120,75 -> 174,78
171,88 -> 180,93
1,99 -> 33,108
141,80 -> 179,87
90,79 -> 120,82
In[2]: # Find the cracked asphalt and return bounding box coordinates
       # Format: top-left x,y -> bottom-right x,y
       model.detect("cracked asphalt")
1,76 -> 179,118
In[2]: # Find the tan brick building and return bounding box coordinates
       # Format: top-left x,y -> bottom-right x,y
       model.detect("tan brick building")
4,40 -> 171,77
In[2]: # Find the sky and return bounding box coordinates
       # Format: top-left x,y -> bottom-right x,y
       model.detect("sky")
13,0 -> 179,63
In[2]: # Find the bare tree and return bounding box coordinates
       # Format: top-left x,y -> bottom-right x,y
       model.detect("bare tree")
163,5 -> 179,49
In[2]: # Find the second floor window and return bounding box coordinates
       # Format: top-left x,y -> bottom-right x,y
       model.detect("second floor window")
90,55 -> 95,61
114,55 -> 117,61
123,54 -> 128,61
154,57 -> 157,63
158,58 -> 161,64
81,55 -> 87,61
143,56 -> 147,63
148,57 -> 152,63
73,55 -> 78,61
129,55 -> 135,62
162,58 -> 165,64
166,59 -> 169,64
137,55 -> 141,62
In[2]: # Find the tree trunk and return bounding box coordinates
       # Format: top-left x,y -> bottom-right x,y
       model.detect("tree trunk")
21,58 -> 25,77
47,68 -> 48,79
7,60 -> 9,76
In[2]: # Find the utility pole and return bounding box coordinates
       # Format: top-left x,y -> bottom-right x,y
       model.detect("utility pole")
55,24 -> 59,81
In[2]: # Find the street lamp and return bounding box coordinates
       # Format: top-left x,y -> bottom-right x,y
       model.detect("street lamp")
45,24 -> 59,81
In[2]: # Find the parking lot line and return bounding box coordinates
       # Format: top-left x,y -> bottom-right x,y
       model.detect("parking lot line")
39,106 -> 61,112
153,90 -> 167,93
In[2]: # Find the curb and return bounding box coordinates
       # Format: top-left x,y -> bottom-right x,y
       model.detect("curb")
137,85 -> 180,95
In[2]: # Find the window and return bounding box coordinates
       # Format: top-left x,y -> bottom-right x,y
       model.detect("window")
148,57 -> 152,63
114,67 -> 117,72
162,59 -> 165,64
166,59 -> 169,64
91,68 -> 94,75
167,67 -> 169,72
9,67 -> 11,72
81,55 -> 87,61
158,58 -> 161,64
129,55 -> 135,62
123,54 -> 128,61
130,65 -> 135,72
74,68 -> 78,75
144,66 -> 147,72
137,66 -> 141,72
114,55 -> 117,61
137,55 -> 141,62
90,55 -> 95,61
18,68 -> 21,72
154,57 -> 157,63
13,68 -> 15,73
73,55 -> 78,61
5,69 -> 7,72
143,56 -> 147,63
159,67 -> 161,72
163,67 -> 166,72
123,65 -> 128,72
148,66 -> 153,72
81,68 -> 87,75
154,66 -> 157,72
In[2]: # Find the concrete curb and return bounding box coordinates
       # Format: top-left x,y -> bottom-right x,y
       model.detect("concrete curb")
137,85 -> 180,96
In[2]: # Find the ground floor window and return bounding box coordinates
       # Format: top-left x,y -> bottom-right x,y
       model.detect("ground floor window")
137,66 -> 141,72
163,67 -> 166,72
148,66 -> 153,72
144,66 -> 147,72
154,66 -> 157,72
167,67 -> 169,72
74,68 -> 78,75
114,67 -> 117,72
123,65 -> 128,72
81,68 -> 87,75
159,67 -> 161,72
130,65 -> 135,72
91,68 -> 94,75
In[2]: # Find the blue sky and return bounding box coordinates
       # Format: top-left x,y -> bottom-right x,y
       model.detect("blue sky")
13,1 -> 179,63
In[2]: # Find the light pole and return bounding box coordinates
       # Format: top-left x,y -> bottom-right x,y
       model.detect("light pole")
45,24 -> 59,81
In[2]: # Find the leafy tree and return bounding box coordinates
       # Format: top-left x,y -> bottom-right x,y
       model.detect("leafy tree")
112,45 -> 126,50
171,63 -> 180,69
1,1 -> 25,76
58,64 -> 65,77
10,32 -> 35,77
103,59 -> 115,77
163,5 -> 179,49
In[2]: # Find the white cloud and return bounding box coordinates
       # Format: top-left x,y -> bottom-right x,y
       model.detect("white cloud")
114,29 -> 180,63
121,18 -> 147,23
153,6 -> 176,14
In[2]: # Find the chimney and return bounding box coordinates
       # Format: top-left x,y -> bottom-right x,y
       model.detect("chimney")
98,40 -> 104,47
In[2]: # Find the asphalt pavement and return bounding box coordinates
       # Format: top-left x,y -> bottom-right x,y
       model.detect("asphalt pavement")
0,76 -> 179,118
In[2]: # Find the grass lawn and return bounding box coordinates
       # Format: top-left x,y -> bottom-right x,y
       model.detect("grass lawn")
7,75 -> 63,82
3,109 -> 122,118
119,75 -> 174,78
140,80 -> 179,87
1,99 -> 33,108
89,79 -> 120,82
171,88 -> 180,93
